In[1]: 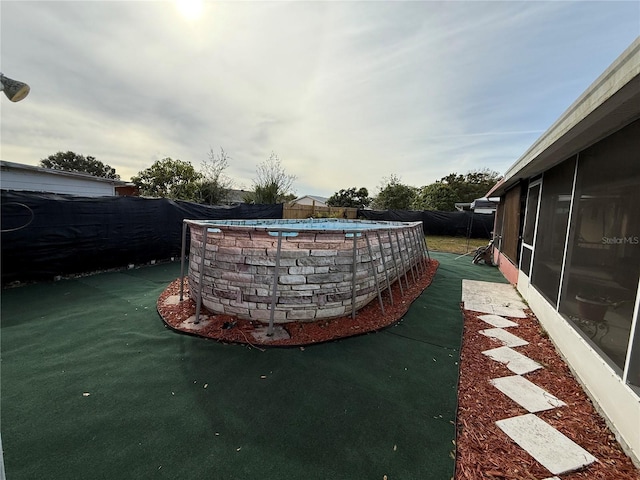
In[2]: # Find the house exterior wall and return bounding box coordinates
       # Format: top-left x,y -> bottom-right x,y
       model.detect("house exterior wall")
494,250 -> 519,285
1,164 -> 118,196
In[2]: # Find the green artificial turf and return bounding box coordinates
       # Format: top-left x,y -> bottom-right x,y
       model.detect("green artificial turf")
1,253 -> 505,479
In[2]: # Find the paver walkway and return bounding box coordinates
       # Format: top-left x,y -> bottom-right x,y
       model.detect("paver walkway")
462,280 -> 597,477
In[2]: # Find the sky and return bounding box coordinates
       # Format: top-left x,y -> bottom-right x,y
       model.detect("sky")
1,1 -> 639,198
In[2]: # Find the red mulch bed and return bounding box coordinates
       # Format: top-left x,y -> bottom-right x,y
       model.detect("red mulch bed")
455,308 -> 639,479
157,259 -> 439,347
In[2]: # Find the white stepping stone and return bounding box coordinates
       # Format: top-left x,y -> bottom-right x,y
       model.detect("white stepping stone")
542,477 -> 561,480
462,280 -> 528,309
462,280 -> 529,318
480,328 -> 529,347
463,301 -> 527,318
490,375 -> 566,412
465,295 -> 528,311
496,414 -> 597,475
478,314 -> 519,328
482,346 -> 542,375
492,305 -> 528,318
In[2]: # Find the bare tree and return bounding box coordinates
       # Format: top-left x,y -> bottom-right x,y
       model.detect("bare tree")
249,152 -> 296,204
197,147 -> 234,205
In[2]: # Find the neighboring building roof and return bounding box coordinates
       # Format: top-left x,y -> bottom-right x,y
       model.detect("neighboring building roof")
490,37 -> 640,196
292,195 -> 329,205
297,195 -> 329,202
225,189 -> 249,204
1,160 -> 129,197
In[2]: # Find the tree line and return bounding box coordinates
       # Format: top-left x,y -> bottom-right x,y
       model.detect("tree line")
39,149 -> 296,205
39,151 -> 500,211
371,170 -> 501,211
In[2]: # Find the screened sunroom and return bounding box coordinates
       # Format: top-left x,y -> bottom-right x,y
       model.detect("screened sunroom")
490,38 -> 640,463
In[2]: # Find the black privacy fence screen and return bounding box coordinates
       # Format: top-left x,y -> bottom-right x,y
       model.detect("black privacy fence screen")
1,191 -> 493,283
1,191 -> 282,282
358,208 -> 494,238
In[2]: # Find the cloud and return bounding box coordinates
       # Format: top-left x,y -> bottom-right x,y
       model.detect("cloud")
2,1 -> 638,196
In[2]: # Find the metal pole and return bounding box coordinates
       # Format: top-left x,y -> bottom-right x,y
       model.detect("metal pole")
407,229 -> 421,278
412,226 -> 427,272
421,225 -> 431,261
413,227 -> 427,273
415,225 -> 428,265
465,213 -> 473,253
365,233 -> 385,314
351,233 -> 358,320
409,227 -> 421,277
394,230 -> 410,290
268,231 -> 283,336
409,227 -> 423,276
194,227 -> 208,324
387,230 -> 404,296
402,229 -> 417,284
179,221 -> 188,301
376,231 -> 393,306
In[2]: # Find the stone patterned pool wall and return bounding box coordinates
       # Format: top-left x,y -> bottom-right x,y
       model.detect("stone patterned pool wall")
185,220 -> 426,322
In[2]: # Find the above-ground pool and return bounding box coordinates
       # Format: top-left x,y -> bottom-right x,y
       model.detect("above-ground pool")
181,218 -> 429,326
